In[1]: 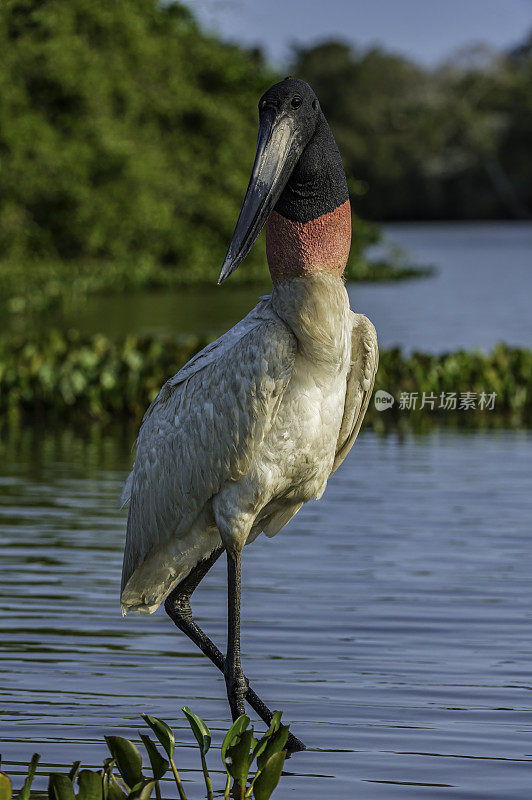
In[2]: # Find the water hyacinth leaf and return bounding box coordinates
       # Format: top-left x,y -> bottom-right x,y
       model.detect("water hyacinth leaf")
138,735 -> 169,780
181,707 -> 211,756
140,715 -> 175,760
252,712 -> 283,761
0,771 -> 12,800
102,760 -> 120,800
221,715 -> 250,773
256,726 -> 289,772
106,775 -> 127,800
126,781 -> 155,800
265,712 -> 282,735
252,751 -> 286,800
77,771 -> 103,800
48,774 -> 76,800
19,753 -> 40,800
224,729 -> 255,787
104,738 -> 143,790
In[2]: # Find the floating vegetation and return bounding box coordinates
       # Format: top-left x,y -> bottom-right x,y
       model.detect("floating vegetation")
0,709 -> 289,800
0,330 -> 530,427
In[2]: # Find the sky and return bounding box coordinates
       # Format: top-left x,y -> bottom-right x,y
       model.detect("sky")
185,0 -> 532,66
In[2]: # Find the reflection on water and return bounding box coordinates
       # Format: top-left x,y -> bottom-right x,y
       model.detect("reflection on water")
1,424 -> 532,798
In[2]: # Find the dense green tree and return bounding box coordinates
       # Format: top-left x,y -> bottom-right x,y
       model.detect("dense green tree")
0,0 -> 275,276
0,1 -> 383,296
291,38 -> 532,220
2,0 -> 531,298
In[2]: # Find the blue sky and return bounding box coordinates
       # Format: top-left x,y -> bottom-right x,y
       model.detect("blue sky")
186,0 -> 532,65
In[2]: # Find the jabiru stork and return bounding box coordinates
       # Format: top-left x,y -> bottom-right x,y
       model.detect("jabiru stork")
120,78 -> 378,752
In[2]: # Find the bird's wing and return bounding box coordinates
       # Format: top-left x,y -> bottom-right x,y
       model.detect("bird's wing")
121,298 -> 296,607
330,312 -> 378,475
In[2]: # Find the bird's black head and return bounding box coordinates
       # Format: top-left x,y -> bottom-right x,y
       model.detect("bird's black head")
218,77 -> 347,284
258,77 -> 320,147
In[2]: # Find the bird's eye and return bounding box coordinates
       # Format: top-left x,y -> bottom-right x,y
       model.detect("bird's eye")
291,96 -> 302,109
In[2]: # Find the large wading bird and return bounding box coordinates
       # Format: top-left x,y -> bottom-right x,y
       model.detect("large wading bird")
121,78 -> 378,752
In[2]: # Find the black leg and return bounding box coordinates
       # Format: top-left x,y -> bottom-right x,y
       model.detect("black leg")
225,549 -> 247,720
164,545 -> 306,753
164,546 -> 226,670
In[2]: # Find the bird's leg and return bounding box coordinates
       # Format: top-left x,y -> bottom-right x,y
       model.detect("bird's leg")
225,548 -> 248,720
164,545 -> 226,670
164,546 -> 306,752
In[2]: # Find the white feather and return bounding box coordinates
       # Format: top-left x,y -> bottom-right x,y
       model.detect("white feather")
120,273 -> 378,614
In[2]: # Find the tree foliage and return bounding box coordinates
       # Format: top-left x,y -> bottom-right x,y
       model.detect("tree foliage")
291,38 -> 532,220
0,0 -> 275,277
0,0 -> 391,290
3,0 -> 529,292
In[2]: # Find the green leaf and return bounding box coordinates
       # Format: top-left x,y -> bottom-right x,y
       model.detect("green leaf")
224,729 -> 255,788
221,714 -> 250,774
140,715 -> 175,760
138,735 -> 169,780
106,776 -> 126,800
68,762 -> 81,784
19,753 -> 40,800
48,774 -> 76,800
181,707 -> 211,756
102,761 -> 117,800
126,782 -> 155,800
252,713 -> 283,762
256,726 -> 289,772
265,712 -> 282,735
252,751 -> 286,800
0,771 -> 12,800
104,738 -> 143,791
77,771 -> 103,800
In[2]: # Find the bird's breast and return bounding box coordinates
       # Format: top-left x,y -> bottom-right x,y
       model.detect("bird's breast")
255,343 -> 350,505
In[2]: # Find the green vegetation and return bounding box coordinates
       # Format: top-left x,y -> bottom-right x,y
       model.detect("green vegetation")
0,0 -> 268,272
0,709 -> 290,800
1,330 -> 530,427
0,0 -> 428,318
291,37 -> 532,220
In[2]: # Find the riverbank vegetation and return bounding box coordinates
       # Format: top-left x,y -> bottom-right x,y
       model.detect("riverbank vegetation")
1,330 -> 530,428
0,0 -> 429,317
292,35 -> 532,221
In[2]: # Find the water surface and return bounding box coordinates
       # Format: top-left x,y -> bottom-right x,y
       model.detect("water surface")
2,222 -> 532,797
358,221 -> 532,353
1,425 -> 532,799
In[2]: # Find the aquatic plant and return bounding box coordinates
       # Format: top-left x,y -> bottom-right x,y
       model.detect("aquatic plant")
0,709 -> 289,800
0,330 -> 530,428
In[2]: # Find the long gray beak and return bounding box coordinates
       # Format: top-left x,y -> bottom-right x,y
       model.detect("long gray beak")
218,107 -> 302,284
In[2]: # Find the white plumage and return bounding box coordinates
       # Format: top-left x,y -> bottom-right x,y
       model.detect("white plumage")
121,272 -> 378,614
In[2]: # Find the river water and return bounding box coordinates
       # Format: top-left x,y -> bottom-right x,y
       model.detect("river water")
1,224 -> 532,799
